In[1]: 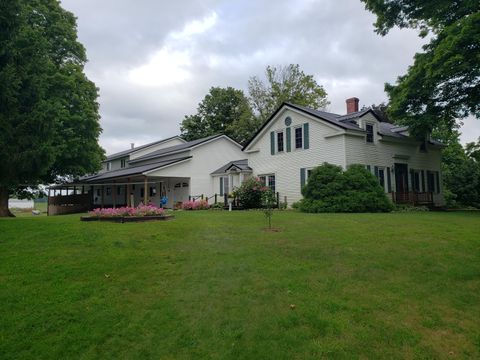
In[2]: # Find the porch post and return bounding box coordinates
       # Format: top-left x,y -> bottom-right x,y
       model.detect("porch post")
144,176 -> 148,204
127,178 -> 131,207
47,189 -> 50,216
112,182 -> 117,208
101,185 -> 105,208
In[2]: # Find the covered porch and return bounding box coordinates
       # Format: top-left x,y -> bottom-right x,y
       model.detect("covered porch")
88,176 -> 190,209
47,157 -> 195,215
390,160 -> 441,206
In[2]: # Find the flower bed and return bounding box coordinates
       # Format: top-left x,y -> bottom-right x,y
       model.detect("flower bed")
81,205 -> 174,223
181,200 -> 210,210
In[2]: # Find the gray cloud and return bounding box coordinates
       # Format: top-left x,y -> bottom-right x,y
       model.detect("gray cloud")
61,0 -> 479,154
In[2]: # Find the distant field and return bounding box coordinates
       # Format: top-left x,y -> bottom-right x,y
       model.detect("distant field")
0,211 -> 479,359
9,201 -> 47,217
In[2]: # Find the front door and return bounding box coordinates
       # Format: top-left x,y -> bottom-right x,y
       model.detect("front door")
395,163 -> 409,193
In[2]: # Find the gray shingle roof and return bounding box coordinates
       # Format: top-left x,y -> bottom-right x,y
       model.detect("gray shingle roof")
211,159 -> 252,175
243,102 -> 444,149
105,135 -> 184,161
128,134 -> 223,164
287,103 -> 363,131
83,157 -> 191,182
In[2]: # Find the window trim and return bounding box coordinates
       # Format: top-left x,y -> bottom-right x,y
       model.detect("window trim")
365,123 -> 375,144
377,166 -> 386,190
106,161 -> 112,171
221,176 -> 230,195
120,159 -> 126,168
276,131 -> 284,153
258,173 -> 276,193
294,126 -> 303,150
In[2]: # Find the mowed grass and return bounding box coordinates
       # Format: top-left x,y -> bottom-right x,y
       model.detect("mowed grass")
0,211 -> 479,359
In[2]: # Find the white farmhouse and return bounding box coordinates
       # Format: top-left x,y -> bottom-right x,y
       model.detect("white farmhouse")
48,98 -> 444,213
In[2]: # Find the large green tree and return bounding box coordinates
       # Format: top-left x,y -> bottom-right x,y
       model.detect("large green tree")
180,86 -> 256,144
248,64 -> 329,124
361,0 -> 480,136
0,0 -> 104,216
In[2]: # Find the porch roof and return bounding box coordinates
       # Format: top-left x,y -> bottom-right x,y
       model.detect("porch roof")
80,156 -> 192,182
211,159 -> 252,175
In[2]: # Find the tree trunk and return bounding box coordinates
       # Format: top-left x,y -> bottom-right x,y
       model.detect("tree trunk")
0,186 -> 15,217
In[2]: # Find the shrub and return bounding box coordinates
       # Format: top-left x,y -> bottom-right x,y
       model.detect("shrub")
210,202 -> 224,210
297,163 -> 394,213
395,204 -> 430,212
181,200 -> 210,210
236,177 -> 270,209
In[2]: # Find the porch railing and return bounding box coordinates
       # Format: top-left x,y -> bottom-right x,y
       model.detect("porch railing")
189,192 -> 283,209
392,191 -> 433,205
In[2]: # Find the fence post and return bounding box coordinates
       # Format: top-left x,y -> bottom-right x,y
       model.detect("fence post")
214,193 -> 217,204
189,195 -> 191,201
276,192 -> 280,209
224,193 -> 227,206
201,194 -> 204,200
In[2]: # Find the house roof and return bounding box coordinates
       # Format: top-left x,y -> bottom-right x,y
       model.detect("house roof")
211,159 -> 252,175
105,135 -> 185,161
128,134 -> 238,164
242,102 -> 443,150
82,156 -> 192,182
242,102 -> 366,150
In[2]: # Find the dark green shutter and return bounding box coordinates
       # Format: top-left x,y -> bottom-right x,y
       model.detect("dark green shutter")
303,123 -> 309,149
286,127 -> 291,152
435,172 -> 440,194
270,131 -> 275,155
387,167 -> 392,192
366,165 -> 371,172
374,166 -> 379,178
300,168 -> 306,190
219,177 -> 223,196
421,170 -> 425,192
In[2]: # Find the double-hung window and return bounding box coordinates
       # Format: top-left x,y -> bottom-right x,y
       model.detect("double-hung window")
378,168 -> 385,189
220,176 -> 230,195
106,162 -> 112,171
259,174 -> 276,193
366,124 -> 374,143
295,127 -> 303,149
277,132 -> 284,152
120,159 -> 126,168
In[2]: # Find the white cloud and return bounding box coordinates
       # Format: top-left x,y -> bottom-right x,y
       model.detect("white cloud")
128,47 -> 192,87
128,11 -> 218,88
170,12 -> 218,40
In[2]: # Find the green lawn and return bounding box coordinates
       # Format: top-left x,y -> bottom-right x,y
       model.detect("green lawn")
1,211 -> 479,359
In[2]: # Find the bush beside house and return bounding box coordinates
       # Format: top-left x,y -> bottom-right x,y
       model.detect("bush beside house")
236,177 -> 270,209
296,163 -> 394,213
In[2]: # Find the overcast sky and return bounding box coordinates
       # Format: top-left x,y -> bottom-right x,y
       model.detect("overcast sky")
61,0 -> 479,154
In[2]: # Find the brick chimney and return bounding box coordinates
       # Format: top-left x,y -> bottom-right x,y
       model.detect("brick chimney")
346,97 -> 359,114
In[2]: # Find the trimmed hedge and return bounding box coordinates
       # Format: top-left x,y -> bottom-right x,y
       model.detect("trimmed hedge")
297,163 -> 394,213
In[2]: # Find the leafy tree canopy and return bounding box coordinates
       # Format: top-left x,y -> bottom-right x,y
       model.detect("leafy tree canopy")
0,0 -> 104,216
431,126 -> 480,208
248,64 -> 329,124
361,0 -> 480,137
465,137 -> 480,163
180,86 -> 256,145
